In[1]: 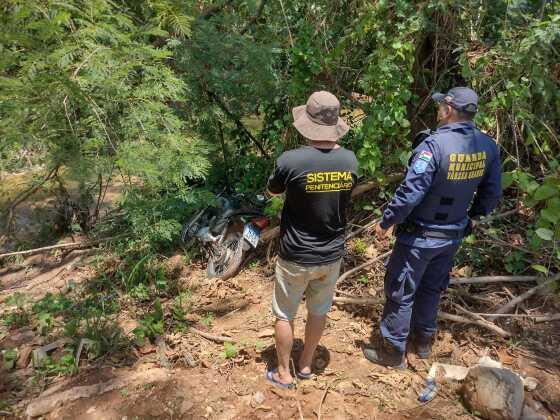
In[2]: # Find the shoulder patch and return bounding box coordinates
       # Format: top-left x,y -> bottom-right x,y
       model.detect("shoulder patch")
418,150 -> 433,162
413,159 -> 429,174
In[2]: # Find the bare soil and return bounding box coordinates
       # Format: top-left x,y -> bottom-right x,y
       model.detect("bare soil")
2,254 -> 559,419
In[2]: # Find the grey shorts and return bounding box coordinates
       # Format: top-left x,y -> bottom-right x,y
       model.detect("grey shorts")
272,257 -> 342,321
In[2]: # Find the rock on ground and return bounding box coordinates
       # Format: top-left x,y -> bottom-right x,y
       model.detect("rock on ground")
462,365 -> 524,420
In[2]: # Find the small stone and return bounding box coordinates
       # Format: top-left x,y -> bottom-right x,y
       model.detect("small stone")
462,366 -> 524,420
522,377 -> 539,391
181,400 -> 194,414
205,406 -> 213,415
252,391 -> 266,406
86,406 -> 96,414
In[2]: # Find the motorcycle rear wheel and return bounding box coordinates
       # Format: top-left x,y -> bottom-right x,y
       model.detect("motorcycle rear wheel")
207,234 -> 244,280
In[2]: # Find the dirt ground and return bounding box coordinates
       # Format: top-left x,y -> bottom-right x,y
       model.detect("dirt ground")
2,252 -> 560,420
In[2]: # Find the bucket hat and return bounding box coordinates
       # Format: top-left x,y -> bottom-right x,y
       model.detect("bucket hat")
292,91 -> 349,141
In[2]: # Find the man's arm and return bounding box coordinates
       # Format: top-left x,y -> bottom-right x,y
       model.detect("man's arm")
468,148 -> 502,219
266,155 -> 288,196
379,141 -> 439,230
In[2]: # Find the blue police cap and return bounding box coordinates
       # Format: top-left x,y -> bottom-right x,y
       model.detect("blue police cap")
432,87 -> 478,113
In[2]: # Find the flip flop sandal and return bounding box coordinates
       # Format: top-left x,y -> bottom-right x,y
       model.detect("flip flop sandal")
296,370 -> 314,380
266,369 -> 295,389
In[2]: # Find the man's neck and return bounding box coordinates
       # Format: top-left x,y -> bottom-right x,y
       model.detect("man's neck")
437,118 -> 472,128
309,140 -> 340,149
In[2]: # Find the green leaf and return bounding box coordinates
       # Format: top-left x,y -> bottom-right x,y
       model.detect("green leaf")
501,172 -> 514,189
541,208 -> 560,224
535,228 -> 554,241
531,264 -> 548,274
533,184 -> 558,201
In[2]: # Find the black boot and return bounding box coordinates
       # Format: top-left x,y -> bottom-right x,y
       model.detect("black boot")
363,339 -> 406,369
411,332 -> 433,359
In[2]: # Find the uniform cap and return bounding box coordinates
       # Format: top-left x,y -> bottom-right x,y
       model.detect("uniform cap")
432,87 -> 478,113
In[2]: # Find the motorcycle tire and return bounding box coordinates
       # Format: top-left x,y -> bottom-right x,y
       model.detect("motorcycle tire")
181,209 -> 205,245
207,234 -> 244,280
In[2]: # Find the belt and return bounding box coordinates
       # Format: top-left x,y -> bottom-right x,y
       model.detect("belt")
396,222 -> 464,240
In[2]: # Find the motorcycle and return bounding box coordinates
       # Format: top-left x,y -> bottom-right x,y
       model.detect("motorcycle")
180,193 -> 270,280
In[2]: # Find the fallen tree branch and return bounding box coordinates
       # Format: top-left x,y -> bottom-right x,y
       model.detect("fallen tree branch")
438,312 -> 511,338
489,273 -> 560,321
317,381 -> 331,420
477,208 -> 519,224
333,295 -> 383,306
346,218 -> 380,240
449,276 -> 538,286
337,251 -> 392,283
451,303 -> 513,338
189,327 -> 235,343
478,227 -> 538,256
534,314 -> 560,323
0,235 -> 124,260
331,295 -> 512,337
466,312 -> 560,322
351,173 -> 402,198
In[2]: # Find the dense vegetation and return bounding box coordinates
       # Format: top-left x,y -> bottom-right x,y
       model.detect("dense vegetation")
1,0 -> 559,271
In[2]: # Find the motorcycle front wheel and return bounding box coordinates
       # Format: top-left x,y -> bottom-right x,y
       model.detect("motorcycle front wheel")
207,233 -> 244,280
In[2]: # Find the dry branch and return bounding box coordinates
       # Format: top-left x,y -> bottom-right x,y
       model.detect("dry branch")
346,218 -> 380,240
331,295 -> 512,338
189,327 -> 235,343
449,276 -> 538,286
337,251 -> 392,283
469,312 -> 560,322
351,173 -> 403,198
534,314 -> 560,323
451,303 -> 513,337
489,273 -> 560,321
333,296 -> 383,306
438,312 -> 511,338
0,235 -> 123,259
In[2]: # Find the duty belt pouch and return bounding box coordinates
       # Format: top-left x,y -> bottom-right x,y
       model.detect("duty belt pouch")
398,221 -> 463,240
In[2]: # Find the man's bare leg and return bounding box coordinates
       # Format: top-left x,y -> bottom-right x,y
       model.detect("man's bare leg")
299,313 -> 326,375
273,319 -> 295,384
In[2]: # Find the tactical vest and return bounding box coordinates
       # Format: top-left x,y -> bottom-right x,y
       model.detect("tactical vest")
408,123 -> 498,227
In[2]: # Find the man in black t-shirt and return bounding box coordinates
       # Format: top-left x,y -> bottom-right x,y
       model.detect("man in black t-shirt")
265,91 -> 358,388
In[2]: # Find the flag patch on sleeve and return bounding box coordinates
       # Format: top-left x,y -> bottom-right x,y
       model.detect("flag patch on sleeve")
413,150 -> 432,174
418,150 -> 433,162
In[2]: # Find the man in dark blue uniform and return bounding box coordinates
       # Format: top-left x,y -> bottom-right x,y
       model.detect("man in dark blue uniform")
364,87 -> 502,368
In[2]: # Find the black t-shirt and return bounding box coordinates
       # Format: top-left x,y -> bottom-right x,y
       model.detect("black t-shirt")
267,145 -> 359,265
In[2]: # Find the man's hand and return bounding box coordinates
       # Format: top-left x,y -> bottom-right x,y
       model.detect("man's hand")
375,223 -> 393,240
